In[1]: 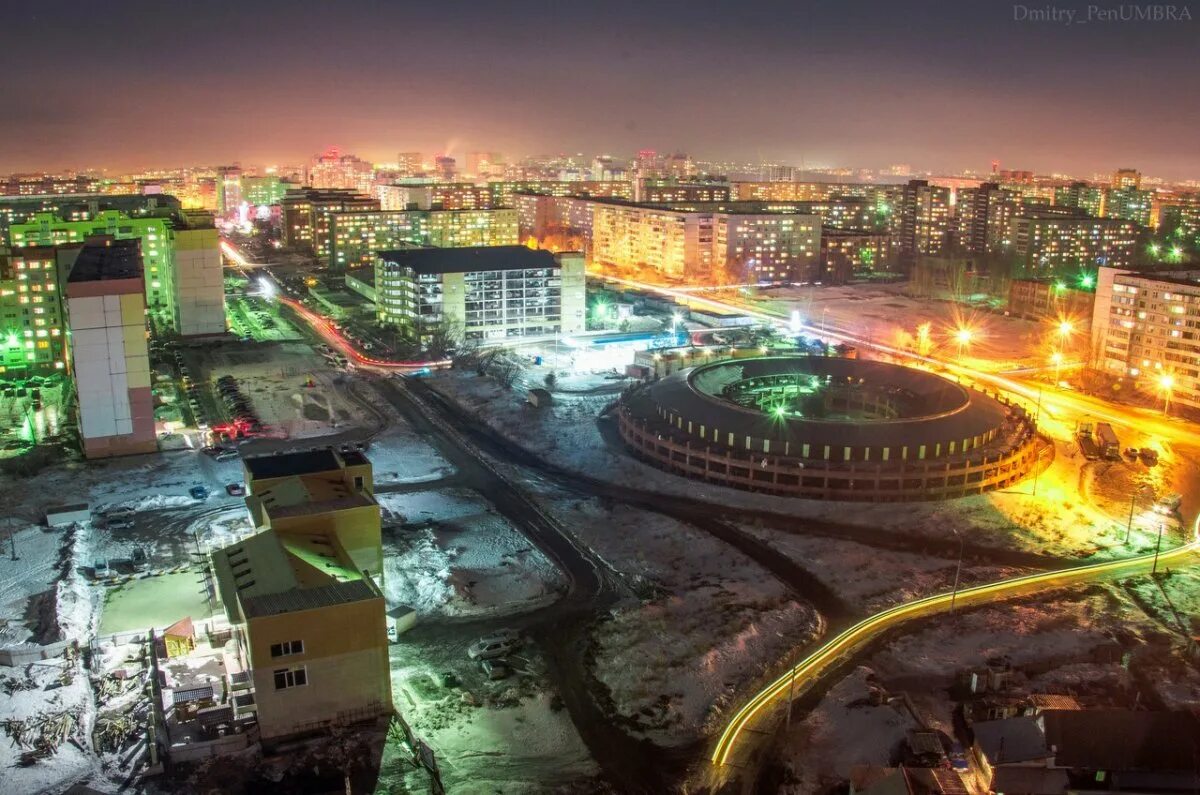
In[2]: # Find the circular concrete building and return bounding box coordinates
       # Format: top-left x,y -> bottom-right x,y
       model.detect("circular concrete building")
617,356 -> 1044,501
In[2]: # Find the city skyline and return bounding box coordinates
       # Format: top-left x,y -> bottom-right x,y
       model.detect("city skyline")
3,1 -> 1198,178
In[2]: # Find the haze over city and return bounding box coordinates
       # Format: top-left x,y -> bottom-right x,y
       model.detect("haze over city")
4,0 -> 1200,178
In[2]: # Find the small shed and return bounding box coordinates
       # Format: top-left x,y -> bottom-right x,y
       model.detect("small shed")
46,503 -> 91,528
527,387 -> 552,408
163,616 -> 196,659
387,604 -> 418,638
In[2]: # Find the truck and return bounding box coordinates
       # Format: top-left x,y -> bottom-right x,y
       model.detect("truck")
1095,423 -> 1121,460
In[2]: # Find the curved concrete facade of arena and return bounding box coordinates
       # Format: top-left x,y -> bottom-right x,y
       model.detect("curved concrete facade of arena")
628,358 -> 1022,460
617,408 -> 1047,501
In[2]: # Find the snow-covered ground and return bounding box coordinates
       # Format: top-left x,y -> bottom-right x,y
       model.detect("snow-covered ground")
738,526 -> 1017,613
377,489 -> 563,617
385,642 -> 597,792
426,369 -> 1189,560
777,666 -> 921,795
541,494 -> 820,745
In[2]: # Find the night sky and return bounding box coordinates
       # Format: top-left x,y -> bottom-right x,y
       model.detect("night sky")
2,0 -> 1197,178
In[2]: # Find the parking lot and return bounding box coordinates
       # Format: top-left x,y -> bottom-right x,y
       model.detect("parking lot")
0,374 -> 69,457
226,295 -> 303,343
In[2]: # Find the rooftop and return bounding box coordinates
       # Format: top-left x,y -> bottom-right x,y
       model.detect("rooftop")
377,245 -> 556,275
974,715 -> 1052,765
241,578 -> 379,619
66,238 -> 143,283
244,448 -> 344,480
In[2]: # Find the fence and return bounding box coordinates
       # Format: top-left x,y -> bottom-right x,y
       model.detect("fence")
0,638 -> 73,667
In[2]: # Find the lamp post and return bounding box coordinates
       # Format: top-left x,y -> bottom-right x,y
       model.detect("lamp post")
1126,484 -> 1153,544
949,529 -> 965,617
1152,522 -> 1166,575
1158,374 -> 1174,417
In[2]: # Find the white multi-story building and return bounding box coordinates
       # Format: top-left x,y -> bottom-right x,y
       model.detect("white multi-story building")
1093,266 -> 1200,413
375,246 -> 585,343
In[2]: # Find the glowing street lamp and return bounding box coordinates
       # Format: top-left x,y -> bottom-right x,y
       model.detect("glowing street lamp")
953,326 -> 974,357
1158,373 -> 1175,415
1057,319 -> 1074,340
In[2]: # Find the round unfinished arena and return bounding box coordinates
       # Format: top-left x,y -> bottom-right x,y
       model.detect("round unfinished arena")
617,356 -> 1046,501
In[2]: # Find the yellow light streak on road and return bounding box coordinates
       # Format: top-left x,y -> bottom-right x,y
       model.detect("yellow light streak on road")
710,522 -> 1200,767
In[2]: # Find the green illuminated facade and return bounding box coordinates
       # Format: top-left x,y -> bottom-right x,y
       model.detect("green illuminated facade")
242,176 -> 293,207
10,210 -> 175,328
0,246 -> 75,376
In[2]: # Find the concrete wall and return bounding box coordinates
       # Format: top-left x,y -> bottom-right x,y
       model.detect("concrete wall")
247,596 -> 391,740
66,285 -> 156,458
557,252 -> 587,334
172,227 -> 226,337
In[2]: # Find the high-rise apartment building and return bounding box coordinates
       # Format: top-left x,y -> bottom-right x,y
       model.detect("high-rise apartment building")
9,207 -> 224,337
211,448 -> 391,742
819,231 -> 892,284
0,193 -> 181,240
898,180 -> 952,258
327,208 -> 519,270
955,182 -> 1013,254
241,175 -> 294,208
12,210 -> 175,328
64,238 -> 156,458
280,188 -> 380,253
466,152 -> 504,177
713,213 -> 820,282
634,180 -> 730,203
0,245 -> 77,376
218,166 -> 243,216
1054,181 -> 1105,217
1105,187 -> 1153,227
396,152 -> 424,177
1112,168 -> 1142,190
1010,209 -> 1137,272
172,210 -> 227,337
375,183 -> 493,212
434,156 -> 457,182
1093,267 -> 1200,412
375,246 -> 585,343
307,147 -> 374,193
590,200 -> 820,283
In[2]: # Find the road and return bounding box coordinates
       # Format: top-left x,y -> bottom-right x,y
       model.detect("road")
708,519 -> 1200,776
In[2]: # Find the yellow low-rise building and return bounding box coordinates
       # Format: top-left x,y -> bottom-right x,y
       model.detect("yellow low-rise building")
211,448 -> 391,742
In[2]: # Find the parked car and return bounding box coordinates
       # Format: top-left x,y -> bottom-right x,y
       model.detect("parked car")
105,517 -> 135,530
1140,448 -> 1160,465
214,449 -> 240,463
225,483 -> 246,496
189,485 -> 210,500
481,659 -> 511,680
467,630 -> 522,660
105,506 -> 135,520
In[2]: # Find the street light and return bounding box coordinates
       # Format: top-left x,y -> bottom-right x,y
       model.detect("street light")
1126,483 -> 1154,544
949,529 -> 965,616
1158,373 -> 1175,416
953,326 -> 973,357
1152,522 -> 1166,575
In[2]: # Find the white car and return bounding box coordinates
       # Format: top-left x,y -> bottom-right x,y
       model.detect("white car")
467,630 -> 521,660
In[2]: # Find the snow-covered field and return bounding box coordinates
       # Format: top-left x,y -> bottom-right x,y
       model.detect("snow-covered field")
426,369 -> 1188,560
386,640 -> 597,793
542,495 -> 820,745
378,488 -> 563,617
738,526 -> 1017,613
777,666 -> 921,795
